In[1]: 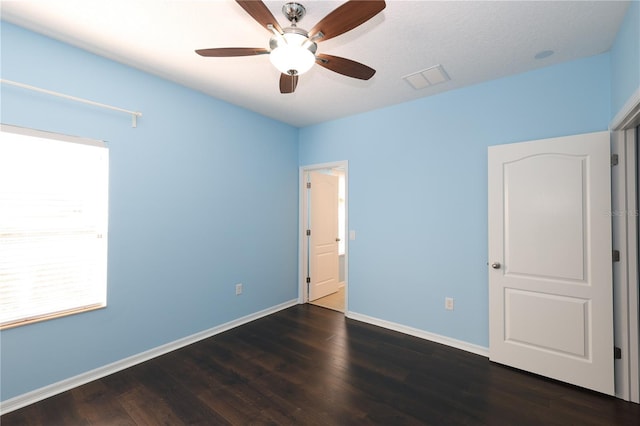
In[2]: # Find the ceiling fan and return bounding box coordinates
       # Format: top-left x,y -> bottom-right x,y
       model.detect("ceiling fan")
196,0 -> 386,94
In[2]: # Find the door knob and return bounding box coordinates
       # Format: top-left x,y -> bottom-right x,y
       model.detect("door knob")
491,262 -> 501,269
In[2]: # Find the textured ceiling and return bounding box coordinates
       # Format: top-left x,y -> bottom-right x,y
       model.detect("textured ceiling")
0,0 -> 630,127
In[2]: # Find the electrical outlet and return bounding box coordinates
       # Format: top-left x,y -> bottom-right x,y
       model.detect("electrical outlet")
445,297 -> 454,311
235,283 -> 243,296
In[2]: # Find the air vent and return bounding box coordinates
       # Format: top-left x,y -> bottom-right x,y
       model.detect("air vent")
402,64 -> 450,90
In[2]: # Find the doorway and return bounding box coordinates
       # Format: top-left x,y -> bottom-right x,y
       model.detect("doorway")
611,123 -> 640,402
611,95 -> 640,402
299,161 -> 348,313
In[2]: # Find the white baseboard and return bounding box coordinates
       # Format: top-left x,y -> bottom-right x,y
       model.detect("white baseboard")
346,311 -> 489,357
0,299 -> 299,415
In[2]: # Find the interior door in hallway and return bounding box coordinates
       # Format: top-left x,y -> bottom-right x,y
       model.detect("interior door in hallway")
308,171 -> 339,301
488,131 -> 614,395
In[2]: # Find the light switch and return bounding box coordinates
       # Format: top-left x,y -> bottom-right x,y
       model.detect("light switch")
349,230 -> 356,240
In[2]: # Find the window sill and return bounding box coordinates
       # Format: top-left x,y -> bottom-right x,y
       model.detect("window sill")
0,303 -> 106,330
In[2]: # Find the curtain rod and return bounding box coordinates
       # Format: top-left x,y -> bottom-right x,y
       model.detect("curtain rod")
1,79 -> 142,128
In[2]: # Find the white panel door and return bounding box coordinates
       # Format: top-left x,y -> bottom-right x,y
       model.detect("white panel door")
309,172 -> 339,301
488,131 -> 614,395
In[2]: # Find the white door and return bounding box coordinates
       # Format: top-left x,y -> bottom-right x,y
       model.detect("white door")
308,171 -> 340,301
488,131 -> 614,395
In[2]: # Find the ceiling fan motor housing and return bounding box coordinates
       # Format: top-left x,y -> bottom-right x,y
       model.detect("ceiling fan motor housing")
282,2 -> 306,23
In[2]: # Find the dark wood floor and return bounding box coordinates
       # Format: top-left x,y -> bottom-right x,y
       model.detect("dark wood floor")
3,304 -> 640,425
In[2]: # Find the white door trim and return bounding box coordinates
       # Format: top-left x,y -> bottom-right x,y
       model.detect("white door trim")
611,87 -> 640,131
610,88 -> 640,403
611,128 -> 639,403
298,161 -> 348,311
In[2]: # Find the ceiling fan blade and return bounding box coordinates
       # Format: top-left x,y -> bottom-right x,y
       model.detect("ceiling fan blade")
236,0 -> 283,34
315,54 -> 376,80
280,73 -> 299,94
195,47 -> 269,57
309,0 -> 386,42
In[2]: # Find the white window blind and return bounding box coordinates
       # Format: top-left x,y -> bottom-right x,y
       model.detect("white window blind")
0,125 -> 108,328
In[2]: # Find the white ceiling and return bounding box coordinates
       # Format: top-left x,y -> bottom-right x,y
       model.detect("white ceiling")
0,0 -> 630,127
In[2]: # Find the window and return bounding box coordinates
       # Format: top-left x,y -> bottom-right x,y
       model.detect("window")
0,125 -> 108,329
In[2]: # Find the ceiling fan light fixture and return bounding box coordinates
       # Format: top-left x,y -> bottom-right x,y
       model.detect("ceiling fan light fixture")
269,31 -> 316,76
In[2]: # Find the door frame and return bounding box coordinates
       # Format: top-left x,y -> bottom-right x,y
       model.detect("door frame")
298,161 -> 348,311
611,88 -> 640,403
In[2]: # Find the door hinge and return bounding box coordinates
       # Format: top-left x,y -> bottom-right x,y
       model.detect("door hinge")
306,182 -> 311,189
306,277 -> 310,284
614,346 -> 622,360
613,250 -> 620,262
611,154 -> 619,166
306,229 -> 311,236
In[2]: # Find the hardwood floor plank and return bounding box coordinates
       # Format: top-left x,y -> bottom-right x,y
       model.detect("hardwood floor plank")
2,304 -> 640,425
156,345 -> 282,424
128,361 -> 230,425
71,380 -> 137,425
117,384 -> 189,426
2,391 -> 89,426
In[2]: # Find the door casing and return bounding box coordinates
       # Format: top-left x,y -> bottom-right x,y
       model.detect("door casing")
611,87 -> 640,403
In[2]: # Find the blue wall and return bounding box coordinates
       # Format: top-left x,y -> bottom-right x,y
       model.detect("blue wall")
611,0 -> 640,118
299,53 -> 611,347
0,22 -> 299,401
